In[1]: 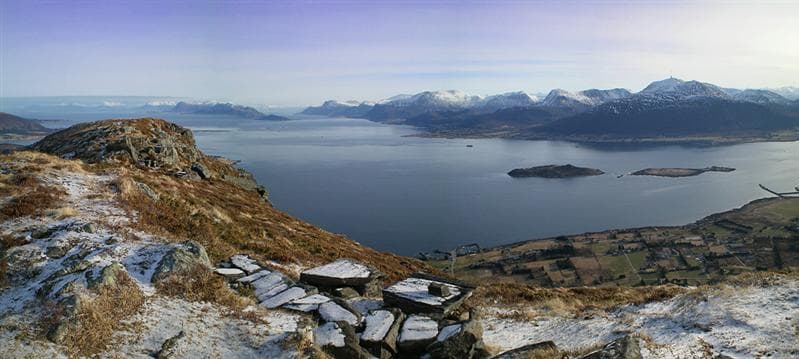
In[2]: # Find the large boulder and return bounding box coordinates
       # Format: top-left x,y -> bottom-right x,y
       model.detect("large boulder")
580,336 -> 642,359
151,241 -> 211,283
427,319 -> 488,359
313,321 -> 371,359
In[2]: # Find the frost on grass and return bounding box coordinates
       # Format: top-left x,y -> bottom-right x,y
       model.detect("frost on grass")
106,297 -> 303,358
482,275 -> 799,358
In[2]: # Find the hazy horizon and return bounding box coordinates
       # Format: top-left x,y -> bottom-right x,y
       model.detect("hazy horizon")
2,1 -> 798,106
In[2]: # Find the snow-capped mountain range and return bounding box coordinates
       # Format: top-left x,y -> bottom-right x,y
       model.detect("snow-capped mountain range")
299,77 -> 799,138
303,77 -> 796,120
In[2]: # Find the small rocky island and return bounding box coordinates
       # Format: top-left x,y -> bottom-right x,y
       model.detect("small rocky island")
507,164 -> 604,178
632,166 -> 735,178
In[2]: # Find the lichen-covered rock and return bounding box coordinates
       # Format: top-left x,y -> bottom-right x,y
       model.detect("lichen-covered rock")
3,246 -> 46,285
151,241 -> 211,283
46,294 -> 85,343
492,341 -> 559,359
580,336 -> 642,359
87,262 -> 126,289
156,331 -> 185,359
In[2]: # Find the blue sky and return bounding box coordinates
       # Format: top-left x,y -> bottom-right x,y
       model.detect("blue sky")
1,1 -> 797,106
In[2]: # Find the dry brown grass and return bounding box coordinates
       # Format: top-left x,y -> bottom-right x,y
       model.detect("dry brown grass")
114,169 -> 435,283
0,184 -> 66,220
469,281 -> 685,317
0,258 -> 8,289
46,207 -> 78,220
0,153 -> 76,220
155,263 -> 252,311
56,272 -> 145,357
1,151 -> 85,175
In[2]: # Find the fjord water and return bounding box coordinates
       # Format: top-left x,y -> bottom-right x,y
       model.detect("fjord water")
22,113 -> 799,255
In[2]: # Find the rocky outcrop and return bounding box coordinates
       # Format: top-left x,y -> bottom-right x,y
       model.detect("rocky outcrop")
31,118 -> 266,198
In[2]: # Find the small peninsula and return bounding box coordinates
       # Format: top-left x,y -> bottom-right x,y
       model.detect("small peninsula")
508,164 -> 604,178
631,166 -> 735,177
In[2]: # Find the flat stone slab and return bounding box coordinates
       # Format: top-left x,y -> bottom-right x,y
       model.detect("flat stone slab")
398,315 -> 439,353
383,274 -> 473,318
361,310 -> 395,342
237,270 -> 271,284
230,254 -> 261,274
251,273 -> 286,296
314,322 -> 346,348
436,323 -> 462,342
300,259 -> 373,287
385,277 -> 460,306
319,301 -> 359,325
214,268 -> 244,276
283,294 -> 330,312
261,286 -> 307,309
256,283 -> 289,302
399,315 -> 438,342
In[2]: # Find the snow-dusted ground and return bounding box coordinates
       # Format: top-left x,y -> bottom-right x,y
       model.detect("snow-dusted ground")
105,298 -> 303,358
0,167 -> 307,358
483,276 -> 799,358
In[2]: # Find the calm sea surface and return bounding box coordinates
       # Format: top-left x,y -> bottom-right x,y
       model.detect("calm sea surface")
11,111 -> 799,255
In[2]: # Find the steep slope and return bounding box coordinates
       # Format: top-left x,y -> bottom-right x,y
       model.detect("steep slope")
29,118 -> 430,278
0,112 -> 51,135
405,106 -> 561,131
541,88 -> 632,110
535,96 -> 797,137
769,86 -> 799,100
732,89 -> 791,105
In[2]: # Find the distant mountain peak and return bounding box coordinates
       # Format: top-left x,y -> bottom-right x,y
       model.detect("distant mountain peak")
641,77 -> 686,94
640,78 -> 728,99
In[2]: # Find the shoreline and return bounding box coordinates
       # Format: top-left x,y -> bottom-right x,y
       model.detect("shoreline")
404,127 -> 799,146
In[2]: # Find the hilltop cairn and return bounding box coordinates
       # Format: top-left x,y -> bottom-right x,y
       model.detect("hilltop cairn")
214,256 -> 488,358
